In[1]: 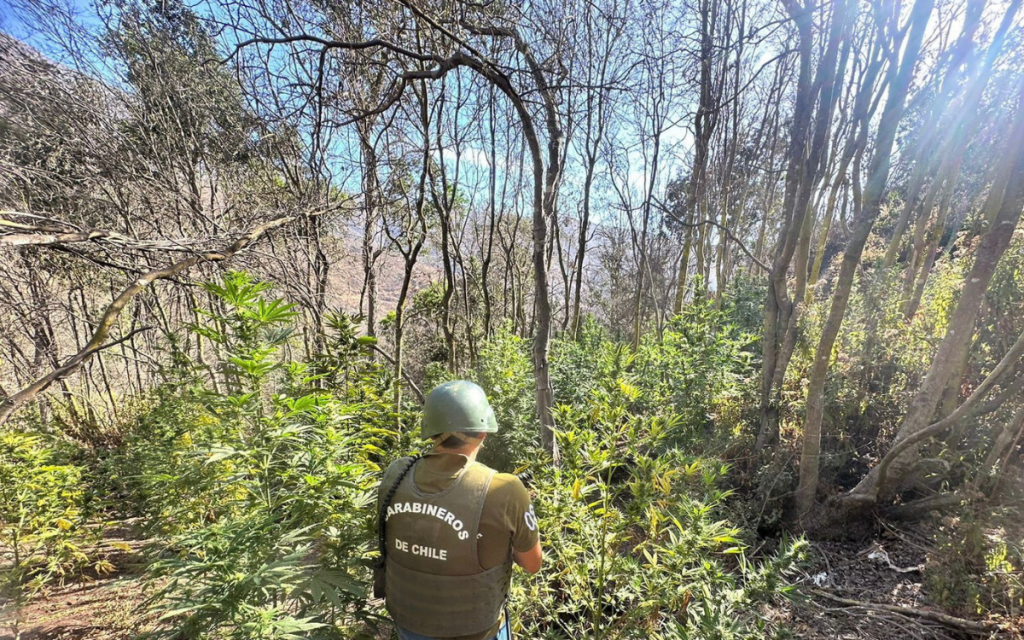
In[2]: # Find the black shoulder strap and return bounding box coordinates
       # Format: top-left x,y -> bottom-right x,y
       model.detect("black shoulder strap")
376,455 -> 422,567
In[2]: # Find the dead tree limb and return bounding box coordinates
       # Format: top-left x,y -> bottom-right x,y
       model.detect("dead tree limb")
0,216 -> 297,426
652,198 -> 770,272
2,212 -> 232,252
370,345 -> 425,403
809,588 -> 993,634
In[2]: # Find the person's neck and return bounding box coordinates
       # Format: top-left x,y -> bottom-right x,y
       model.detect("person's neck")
435,446 -> 480,463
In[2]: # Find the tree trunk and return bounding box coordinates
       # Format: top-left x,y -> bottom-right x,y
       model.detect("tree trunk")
358,124 -> 380,340
795,0 -> 934,516
881,0 -> 986,268
756,0 -> 816,449
674,0 -> 718,314
846,75 -> 1024,504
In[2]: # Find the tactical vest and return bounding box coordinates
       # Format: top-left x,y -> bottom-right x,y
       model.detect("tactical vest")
382,456 -> 513,638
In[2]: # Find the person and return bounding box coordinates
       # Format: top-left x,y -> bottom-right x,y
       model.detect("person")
377,380 -> 543,640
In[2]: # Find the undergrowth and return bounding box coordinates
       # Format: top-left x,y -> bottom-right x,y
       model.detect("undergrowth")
0,272 -> 809,639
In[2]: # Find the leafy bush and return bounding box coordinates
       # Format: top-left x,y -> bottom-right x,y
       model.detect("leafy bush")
550,318 -> 629,409
137,273 -> 398,639
925,515 -> 1024,618
632,294 -> 756,442
0,430 -> 103,636
443,301 -> 758,470
513,382 -> 807,640
2,271 -> 812,640
423,324 -> 537,471
473,325 -> 537,470
720,275 -> 769,343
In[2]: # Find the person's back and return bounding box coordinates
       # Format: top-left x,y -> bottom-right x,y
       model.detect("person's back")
377,381 -> 542,640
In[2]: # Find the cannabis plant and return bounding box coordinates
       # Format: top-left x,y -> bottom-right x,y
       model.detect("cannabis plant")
1,430 -> 100,639
510,382 -> 806,640
142,273 -> 395,639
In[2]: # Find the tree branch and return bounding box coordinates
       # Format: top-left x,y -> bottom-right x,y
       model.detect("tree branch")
652,197 -> 770,272
370,345 -> 425,403
1,212 -> 242,253
0,215 -> 297,426
809,588 -> 993,633
848,325 -> 1024,502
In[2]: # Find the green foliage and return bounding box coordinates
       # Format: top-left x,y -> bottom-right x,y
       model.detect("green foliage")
514,383 -> 807,640
550,318 -> 629,408
925,515 -> 1024,618
135,273 -> 397,639
1,271 -> 817,640
313,310 -> 391,396
633,294 -> 757,442
780,247 -> 972,489
117,382 -> 231,534
720,275 -> 769,342
446,301 -> 759,472
0,430 -> 101,628
473,327 -> 536,468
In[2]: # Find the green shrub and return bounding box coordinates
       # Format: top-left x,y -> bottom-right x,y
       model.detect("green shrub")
513,382 -> 807,640
2,271 -> 813,640
422,325 -> 537,471
720,275 -> 768,343
925,515 -> 1024,618
0,430 -> 103,637
550,318 -> 629,409
144,395 -> 390,639
632,294 -> 756,443
138,273 -> 398,639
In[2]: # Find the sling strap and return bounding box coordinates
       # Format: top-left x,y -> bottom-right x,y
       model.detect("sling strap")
376,455 -> 422,571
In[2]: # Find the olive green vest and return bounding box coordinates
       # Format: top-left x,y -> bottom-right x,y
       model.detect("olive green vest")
381,456 -> 513,638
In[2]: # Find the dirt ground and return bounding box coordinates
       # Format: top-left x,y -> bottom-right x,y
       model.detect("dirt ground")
782,522 -> 1020,640
1,577 -> 148,640
780,470 -> 1024,640
0,529 -> 151,640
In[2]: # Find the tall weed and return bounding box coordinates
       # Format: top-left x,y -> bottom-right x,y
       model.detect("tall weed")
513,382 -> 805,640
139,273 -> 396,639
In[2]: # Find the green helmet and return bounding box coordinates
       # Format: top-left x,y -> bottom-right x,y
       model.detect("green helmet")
421,380 -> 498,439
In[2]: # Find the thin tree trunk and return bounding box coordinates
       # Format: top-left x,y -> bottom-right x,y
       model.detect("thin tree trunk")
757,0 -> 817,449
358,124 -> 381,341
796,0 -> 933,516
846,74 -> 1024,504
674,0 -> 718,313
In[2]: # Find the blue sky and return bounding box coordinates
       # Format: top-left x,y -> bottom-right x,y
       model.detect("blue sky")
0,0 -> 705,234
1,0 -> 98,52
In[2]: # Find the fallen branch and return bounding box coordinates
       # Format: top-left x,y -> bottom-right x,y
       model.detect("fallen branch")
0,216 -> 297,426
1,212 -> 234,252
809,588 -> 994,634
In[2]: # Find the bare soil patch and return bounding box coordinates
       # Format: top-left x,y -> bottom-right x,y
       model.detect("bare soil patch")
1,527 -> 152,640
779,518 -> 1023,639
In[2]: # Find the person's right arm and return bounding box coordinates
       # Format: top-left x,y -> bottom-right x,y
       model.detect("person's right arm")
514,541 -> 543,574
507,478 -> 542,573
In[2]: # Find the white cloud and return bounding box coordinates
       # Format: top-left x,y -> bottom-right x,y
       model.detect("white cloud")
433,146 -> 502,170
